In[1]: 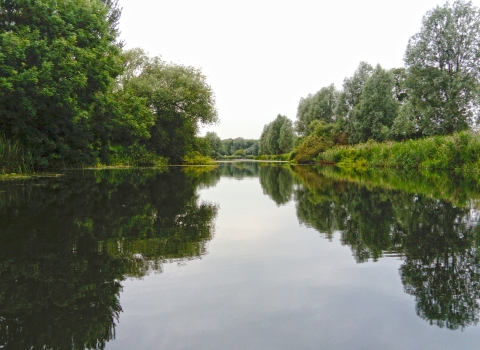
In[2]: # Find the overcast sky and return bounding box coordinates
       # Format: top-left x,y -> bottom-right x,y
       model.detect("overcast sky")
118,0 -> 480,140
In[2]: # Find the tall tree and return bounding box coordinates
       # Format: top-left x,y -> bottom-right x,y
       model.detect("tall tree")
404,0 -> 480,135
259,115 -> 295,155
295,84 -> 338,136
120,49 -> 218,163
335,62 -> 374,124
0,0 -> 122,167
349,65 -> 399,143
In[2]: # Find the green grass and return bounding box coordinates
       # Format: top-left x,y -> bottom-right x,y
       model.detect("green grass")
317,131 -> 480,177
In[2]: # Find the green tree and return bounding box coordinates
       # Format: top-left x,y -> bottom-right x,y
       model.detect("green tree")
119,49 -> 218,163
335,62 -> 374,124
0,0 -> 122,167
404,0 -> 480,135
259,115 -> 295,155
349,65 -> 399,143
295,84 -> 338,136
205,131 -> 222,158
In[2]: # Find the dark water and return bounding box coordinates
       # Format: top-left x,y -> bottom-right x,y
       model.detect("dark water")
1,163 -> 480,349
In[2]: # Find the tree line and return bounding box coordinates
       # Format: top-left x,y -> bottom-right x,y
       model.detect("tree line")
0,0 -> 217,169
257,0 -> 480,161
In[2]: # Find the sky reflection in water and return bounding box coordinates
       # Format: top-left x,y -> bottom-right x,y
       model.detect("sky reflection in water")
0,163 -> 480,349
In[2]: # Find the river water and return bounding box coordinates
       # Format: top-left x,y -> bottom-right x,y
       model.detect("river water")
1,162 -> 480,349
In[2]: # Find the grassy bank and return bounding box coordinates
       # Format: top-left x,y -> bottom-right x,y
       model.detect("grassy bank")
317,131 -> 480,177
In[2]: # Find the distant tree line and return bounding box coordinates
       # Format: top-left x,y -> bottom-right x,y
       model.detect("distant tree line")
204,132 -> 260,158
0,0 -> 217,170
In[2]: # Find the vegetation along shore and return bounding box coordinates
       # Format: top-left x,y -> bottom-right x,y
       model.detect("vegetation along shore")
2,0 -> 480,179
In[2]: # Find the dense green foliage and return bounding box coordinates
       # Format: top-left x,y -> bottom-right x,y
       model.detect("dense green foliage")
404,0 -> 480,136
111,48 -> 218,164
259,114 -> 295,155
292,1 -> 480,164
216,136 -> 259,158
318,131 -> 480,176
0,0 -> 217,170
0,0 -> 122,167
295,84 -> 338,136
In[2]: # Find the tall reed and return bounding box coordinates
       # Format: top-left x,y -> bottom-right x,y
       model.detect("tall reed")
0,136 -> 35,174
318,131 -> 480,177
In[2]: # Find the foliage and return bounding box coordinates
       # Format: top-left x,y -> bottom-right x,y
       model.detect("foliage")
205,131 -> 222,158
318,131 -> 480,177
349,65 -> 399,143
404,0 -> 480,135
0,136 -> 34,173
0,0 -> 122,167
118,49 -> 218,164
335,61 -> 374,124
182,151 -> 215,165
259,114 -> 295,155
218,137 -> 259,156
295,84 -> 338,136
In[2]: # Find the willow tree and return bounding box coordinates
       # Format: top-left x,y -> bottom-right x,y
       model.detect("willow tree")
259,115 -> 295,155
295,84 -> 338,136
119,49 -> 218,164
404,0 -> 480,135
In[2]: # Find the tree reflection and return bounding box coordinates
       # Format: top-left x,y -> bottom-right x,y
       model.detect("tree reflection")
259,164 -> 295,206
0,168 -> 218,349
217,162 -> 260,178
292,165 -> 480,329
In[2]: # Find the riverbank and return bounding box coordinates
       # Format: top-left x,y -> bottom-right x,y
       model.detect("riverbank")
314,131 -> 480,177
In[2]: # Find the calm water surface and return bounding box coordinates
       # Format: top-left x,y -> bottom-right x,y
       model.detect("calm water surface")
1,163 -> 480,349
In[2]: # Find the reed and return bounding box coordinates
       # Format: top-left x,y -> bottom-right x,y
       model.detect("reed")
0,136 -> 35,174
318,131 -> 480,176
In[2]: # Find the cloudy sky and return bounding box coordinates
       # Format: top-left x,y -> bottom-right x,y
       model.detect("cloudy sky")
118,0 -> 480,139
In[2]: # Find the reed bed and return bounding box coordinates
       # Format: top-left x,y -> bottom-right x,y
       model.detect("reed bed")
318,131 -> 480,177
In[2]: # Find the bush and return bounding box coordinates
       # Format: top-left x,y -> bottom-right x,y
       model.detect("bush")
317,131 -> 480,176
182,152 -> 215,165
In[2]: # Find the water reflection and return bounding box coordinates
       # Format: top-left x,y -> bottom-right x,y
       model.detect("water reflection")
292,165 -> 480,330
0,169 -> 217,349
2,162 -> 480,348
259,164 -> 296,206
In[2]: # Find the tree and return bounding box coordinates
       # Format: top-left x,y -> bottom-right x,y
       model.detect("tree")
335,62 -> 374,124
295,84 -> 338,136
259,115 -> 295,155
0,0 -> 122,167
120,49 -> 218,163
205,132 -> 222,158
349,65 -> 399,143
404,0 -> 480,135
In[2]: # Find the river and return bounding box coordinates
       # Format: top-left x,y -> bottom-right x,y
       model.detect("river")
0,162 -> 479,349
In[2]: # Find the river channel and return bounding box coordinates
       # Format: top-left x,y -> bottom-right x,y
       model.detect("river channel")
1,162 -> 480,349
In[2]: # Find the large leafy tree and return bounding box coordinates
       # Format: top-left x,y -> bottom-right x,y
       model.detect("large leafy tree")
119,49 -> 218,163
0,0 -> 122,166
295,84 -> 338,136
259,114 -> 295,155
404,0 -> 480,135
349,65 -> 399,143
335,62 -> 374,124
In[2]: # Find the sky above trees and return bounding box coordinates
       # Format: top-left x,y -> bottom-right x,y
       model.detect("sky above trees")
118,0 -> 480,139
